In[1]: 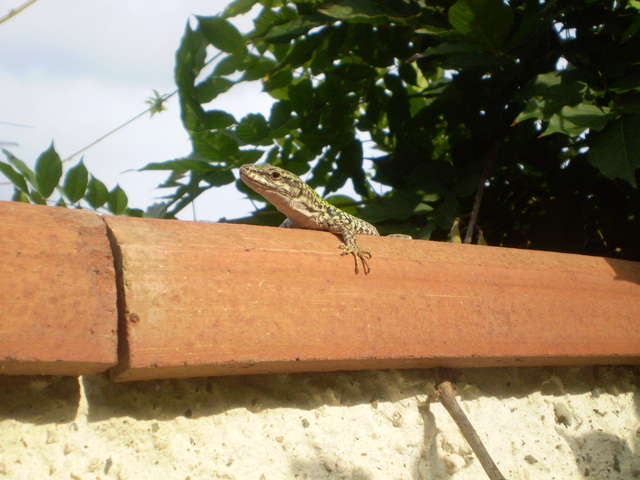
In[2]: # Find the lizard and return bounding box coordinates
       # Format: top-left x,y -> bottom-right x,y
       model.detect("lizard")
239,163 -> 410,275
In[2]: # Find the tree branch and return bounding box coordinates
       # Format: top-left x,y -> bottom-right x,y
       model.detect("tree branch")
437,381 -> 508,480
464,138 -> 502,244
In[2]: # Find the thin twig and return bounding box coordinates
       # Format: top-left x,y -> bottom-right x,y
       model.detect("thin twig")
61,50 -> 225,164
464,138 -> 502,244
437,381 -> 508,480
60,99 -> 173,163
0,0 -> 39,25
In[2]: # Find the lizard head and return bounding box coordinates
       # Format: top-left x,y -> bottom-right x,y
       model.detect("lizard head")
239,164 -> 306,203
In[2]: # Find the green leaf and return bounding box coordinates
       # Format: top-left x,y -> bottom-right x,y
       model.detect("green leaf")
35,142 -> 62,198
125,208 -> 144,218
197,16 -> 244,53
278,30 -> 328,68
398,62 -> 418,86
191,130 -> 239,159
609,73 -> 640,93
204,110 -> 237,129
336,139 -> 366,196
0,161 -> 29,193
233,149 -> 264,165
269,100 -> 293,129
29,190 -> 46,205
107,185 -> 128,215
140,159 -> 217,172
448,0 -> 513,52
241,56 -> 276,81
289,78 -> 314,112
420,42 -> 495,67
175,25 -> 209,134
221,0 -> 258,19
196,77 -> 234,103
319,0 -> 412,23
515,72 -> 587,124
263,69 -> 293,93
236,114 -> 270,144
203,167 -> 235,186
434,196 -> 459,230
361,190 -> 425,223
63,160 -> 89,203
213,53 -> 247,76
620,93 -> 640,114
86,176 -> 109,209
263,16 -> 325,43
2,149 -> 37,187
324,169 -> 348,195
542,104 -> 614,137
175,24 -> 207,84
12,190 -> 30,203
331,63 -> 377,83
253,5 -> 296,38
163,179 -> 208,217
588,114 -> 640,187
211,131 -> 239,156
144,202 -> 170,219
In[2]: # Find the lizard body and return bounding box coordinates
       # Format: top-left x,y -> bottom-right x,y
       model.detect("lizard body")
240,163 -> 381,274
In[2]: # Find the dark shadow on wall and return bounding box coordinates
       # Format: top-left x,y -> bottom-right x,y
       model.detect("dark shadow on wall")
79,366 -> 639,423
416,399 -> 450,479
559,366 -> 640,479
560,430 -> 640,479
83,369 -> 436,422
289,451 -> 374,480
0,375 -> 80,424
605,257 -> 640,285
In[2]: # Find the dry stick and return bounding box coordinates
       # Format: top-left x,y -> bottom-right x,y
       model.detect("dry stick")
463,138 -> 502,244
437,381 -> 508,480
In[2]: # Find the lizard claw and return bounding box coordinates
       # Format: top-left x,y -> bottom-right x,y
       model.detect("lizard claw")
340,243 -> 372,275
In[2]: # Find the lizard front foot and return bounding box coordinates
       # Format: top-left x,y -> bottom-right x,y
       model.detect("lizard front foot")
340,243 -> 372,275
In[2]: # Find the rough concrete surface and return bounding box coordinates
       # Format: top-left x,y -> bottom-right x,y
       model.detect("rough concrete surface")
1,366 -> 638,479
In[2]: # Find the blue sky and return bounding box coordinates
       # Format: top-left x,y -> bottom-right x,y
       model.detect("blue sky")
0,0 -> 273,220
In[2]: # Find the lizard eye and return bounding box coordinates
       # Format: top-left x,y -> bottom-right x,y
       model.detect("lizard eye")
271,172 -> 281,179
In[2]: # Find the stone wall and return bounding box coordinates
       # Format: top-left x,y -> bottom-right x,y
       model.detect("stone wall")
1,366 -> 638,479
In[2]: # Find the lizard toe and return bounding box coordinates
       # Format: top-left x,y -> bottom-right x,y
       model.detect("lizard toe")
339,244 -> 371,274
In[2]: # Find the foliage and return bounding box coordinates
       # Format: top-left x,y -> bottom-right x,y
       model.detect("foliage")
145,0 -> 639,261
0,143 -> 142,216
146,89 -> 171,116
2,0 -> 639,262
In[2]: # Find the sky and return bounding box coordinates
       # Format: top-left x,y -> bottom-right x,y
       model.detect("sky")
0,0 -> 273,220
